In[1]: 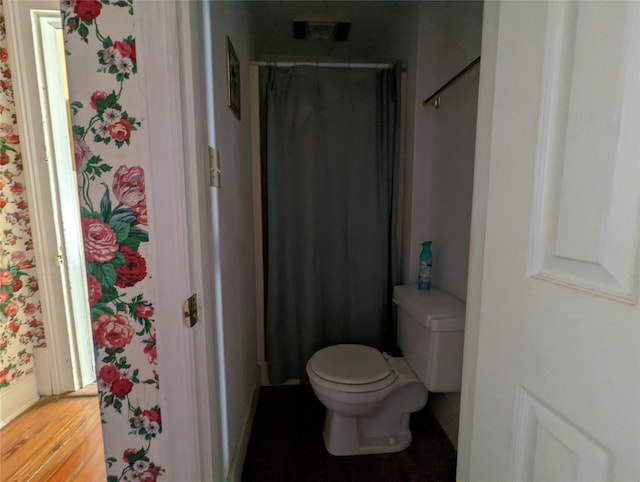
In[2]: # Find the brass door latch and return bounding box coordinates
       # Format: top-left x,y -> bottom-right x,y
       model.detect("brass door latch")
183,293 -> 198,328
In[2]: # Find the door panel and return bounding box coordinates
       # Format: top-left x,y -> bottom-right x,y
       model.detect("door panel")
529,2 -> 640,302
469,2 -> 640,481
6,0 -> 94,393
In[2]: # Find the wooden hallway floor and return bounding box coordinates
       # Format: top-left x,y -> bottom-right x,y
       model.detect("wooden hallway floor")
0,386 -> 106,481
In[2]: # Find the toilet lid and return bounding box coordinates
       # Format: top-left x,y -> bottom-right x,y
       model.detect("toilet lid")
308,344 -> 393,385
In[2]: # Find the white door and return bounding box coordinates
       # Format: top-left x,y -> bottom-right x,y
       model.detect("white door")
468,2 -> 640,481
6,0 -> 95,392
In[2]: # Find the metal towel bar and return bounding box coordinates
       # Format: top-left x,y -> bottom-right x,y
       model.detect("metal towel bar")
422,56 -> 481,109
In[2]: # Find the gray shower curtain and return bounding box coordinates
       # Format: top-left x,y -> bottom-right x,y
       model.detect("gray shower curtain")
260,65 -> 401,384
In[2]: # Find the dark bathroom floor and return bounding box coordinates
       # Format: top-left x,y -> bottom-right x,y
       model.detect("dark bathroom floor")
242,385 -> 457,482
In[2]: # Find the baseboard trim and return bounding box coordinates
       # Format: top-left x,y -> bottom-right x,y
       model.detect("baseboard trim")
0,374 -> 39,428
226,366 -> 261,482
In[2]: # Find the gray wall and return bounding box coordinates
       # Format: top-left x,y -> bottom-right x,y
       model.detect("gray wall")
209,1 -> 258,474
407,1 -> 484,303
409,0 -> 484,448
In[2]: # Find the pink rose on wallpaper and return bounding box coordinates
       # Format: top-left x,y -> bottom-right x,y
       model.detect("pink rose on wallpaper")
123,448 -> 137,463
73,133 -> 93,170
4,70 -> 11,80
107,119 -> 132,142
8,211 -> 30,226
23,303 -> 36,316
113,40 -> 136,64
12,278 -> 23,292
90,90 -> 107,110
19,351 -> 32,365
115,246 -> 147,288
82,217 -> 118,263
31,327 -> 45,342
87,274 -> 102,307
74,0 -> 102,22
138,467 -> 163,482
0,338 -> 7,349
17,200 -> 28,210
28,277 -> 38,292
0,151 -> 9,165
29,319 -> 43,328
11,251 -> 32,270
92,313 -> 134,349
0,271 -> 13,286
10,182 -> 25,196
99,364 -> 121,384
110,378 -> 134,397
143,334 -> 157,365
142,407 -> 161,426
0,370 -> 8,385
135,304 -> 153,319
4,303 -> 19,316
113,165 -> 145,208
0,198 -> 7,209
0,291 -> 9,304
8,321 -> 20,333
0,48 -> 8,63
0,123 -> 20,145
133,204 -> 148,225
122,448 -> 138,464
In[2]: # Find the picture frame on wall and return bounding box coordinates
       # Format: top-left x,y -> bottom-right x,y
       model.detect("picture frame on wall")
226,36 -> 241,120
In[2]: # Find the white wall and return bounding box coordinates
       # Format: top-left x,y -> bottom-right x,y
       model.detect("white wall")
249,1 -> 418,64
407,0 -> 484,449
208,1 -> 259,475
406,1 -> 483,304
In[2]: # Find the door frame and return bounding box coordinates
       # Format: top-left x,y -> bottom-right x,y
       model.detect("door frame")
134,2 -> 223,480
456,1 -> 499,480
5,0 -> 91,396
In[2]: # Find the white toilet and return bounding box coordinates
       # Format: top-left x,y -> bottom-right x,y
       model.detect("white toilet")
306,284 -> 465,456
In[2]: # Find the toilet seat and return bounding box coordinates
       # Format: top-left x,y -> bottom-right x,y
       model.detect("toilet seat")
307,344 -> 397,393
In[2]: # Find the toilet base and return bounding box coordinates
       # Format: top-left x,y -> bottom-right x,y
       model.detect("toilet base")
322,409 -> 413,456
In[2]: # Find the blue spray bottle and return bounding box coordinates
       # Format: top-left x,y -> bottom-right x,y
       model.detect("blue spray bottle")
418,241 -> 432,290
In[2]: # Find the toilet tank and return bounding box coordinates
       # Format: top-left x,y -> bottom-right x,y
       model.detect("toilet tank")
393,284 -> 465,393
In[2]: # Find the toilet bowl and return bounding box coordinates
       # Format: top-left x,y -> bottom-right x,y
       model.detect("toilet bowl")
306,344 -> 428,455
306,285 -> 466,456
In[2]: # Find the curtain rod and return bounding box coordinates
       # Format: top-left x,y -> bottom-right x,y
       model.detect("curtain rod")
252,61 -> 395,69
423,56 -> 481,109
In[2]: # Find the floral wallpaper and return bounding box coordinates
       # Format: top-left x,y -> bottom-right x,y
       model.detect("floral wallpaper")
62,0 -> 165,479
0,4 -> 46,392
